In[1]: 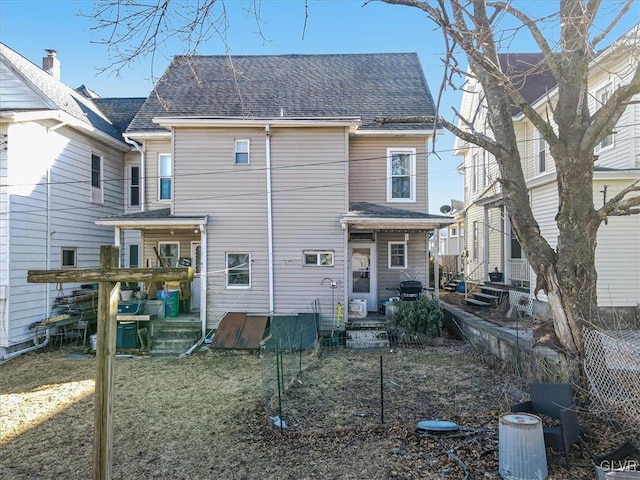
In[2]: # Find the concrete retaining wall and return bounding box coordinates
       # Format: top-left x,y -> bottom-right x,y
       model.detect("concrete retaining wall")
441,302 -> 574,382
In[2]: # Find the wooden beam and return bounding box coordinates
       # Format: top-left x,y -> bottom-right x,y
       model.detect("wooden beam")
27,266 -> 194,284
93,245 -> 119,480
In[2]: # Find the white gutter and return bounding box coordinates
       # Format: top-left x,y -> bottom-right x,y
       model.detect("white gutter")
96,217 -> 207,228
266,125 -> 274,314
154,116 -> 361,130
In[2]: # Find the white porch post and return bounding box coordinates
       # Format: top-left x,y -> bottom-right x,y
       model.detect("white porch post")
433,228 -> 440,300
504,212 -> 512,284
114,227 -> 121,267
200,224 -> 207,338
483,207 -> 489,281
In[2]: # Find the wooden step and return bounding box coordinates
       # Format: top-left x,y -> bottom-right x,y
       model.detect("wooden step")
463,298 -> 491,308
480,286 -> 510,297
472,292 -> 500,308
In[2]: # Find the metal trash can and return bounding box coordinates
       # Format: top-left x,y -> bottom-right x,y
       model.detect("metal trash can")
116,322 -> 137,349
499,413 -> 547,480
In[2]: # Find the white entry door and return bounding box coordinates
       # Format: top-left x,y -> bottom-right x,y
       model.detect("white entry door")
349,242 -> 377,311
191,242 -> 202,312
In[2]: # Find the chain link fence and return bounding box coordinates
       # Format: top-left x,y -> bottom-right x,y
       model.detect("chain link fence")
584,327 -> 640,443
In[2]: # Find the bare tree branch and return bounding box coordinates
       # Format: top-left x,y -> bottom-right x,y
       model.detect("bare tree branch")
598,180 -> 640,219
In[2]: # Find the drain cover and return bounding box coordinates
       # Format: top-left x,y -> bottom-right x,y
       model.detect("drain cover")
417,420 -> 459,432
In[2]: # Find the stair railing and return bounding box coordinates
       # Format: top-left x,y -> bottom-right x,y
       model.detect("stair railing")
463,260 -> 485,301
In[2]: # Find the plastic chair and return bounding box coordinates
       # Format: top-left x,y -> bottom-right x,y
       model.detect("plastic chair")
511,382 -> 583,467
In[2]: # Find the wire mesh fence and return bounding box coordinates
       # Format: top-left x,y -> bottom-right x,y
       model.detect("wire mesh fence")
584,327 -> 640,443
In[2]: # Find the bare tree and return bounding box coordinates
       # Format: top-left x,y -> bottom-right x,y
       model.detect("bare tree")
90,0 -> 640,364
379,0 -> 640,362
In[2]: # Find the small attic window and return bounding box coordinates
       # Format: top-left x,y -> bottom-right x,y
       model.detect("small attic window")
235,140 -> 250,164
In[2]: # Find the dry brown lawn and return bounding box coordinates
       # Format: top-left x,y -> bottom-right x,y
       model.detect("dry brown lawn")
0,344 -> 629,479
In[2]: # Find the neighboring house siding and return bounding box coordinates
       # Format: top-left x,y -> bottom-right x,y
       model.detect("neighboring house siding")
143,138 -> 172,211
594,179 -> 640,307
0,62 -> 50,110
349,136 -> 428,211
487,206 -> 502,273
6,122 -> 124,346
171,127 -> 269,326
0,124 -> 10,344
270,127 -> 347,331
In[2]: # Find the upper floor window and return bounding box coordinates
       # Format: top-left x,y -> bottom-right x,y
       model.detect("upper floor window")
158,154 -> 172,201
480,151 -> 488,188
387,148 -> 416,202
450,227 -> 457,238
595,83 -> 615,152
130,166 -> 140,206
472,221 -> 478,260
303,251 -> 334,267
388,241 -> 407,268
235,140 -> 250,164
61,247 -> 77,268
90,152 -> 103,204
226,252 -> 251,288
471,153 -> 478,192
535,132 -> 548,174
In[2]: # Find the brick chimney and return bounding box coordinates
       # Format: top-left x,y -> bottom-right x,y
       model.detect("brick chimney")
42,49 -> 60,80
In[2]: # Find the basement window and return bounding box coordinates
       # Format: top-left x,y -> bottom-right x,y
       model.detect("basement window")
61,248 -> 77,268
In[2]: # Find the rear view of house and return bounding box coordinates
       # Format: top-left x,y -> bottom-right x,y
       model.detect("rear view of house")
97,53 -> 452,338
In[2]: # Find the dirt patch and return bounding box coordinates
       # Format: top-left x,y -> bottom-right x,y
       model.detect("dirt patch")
0,346 -> 631,479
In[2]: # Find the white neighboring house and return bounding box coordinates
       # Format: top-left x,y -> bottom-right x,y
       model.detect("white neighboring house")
0,45 -> 132,359
454,29 -> 640,320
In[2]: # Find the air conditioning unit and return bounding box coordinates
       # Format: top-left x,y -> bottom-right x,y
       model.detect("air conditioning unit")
348,299 -> 367,319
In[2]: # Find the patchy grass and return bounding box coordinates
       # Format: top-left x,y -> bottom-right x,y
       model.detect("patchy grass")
0,345 -> 630,479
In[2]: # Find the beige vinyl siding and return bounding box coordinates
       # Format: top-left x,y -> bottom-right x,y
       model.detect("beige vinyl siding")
6,121 -> 125,346
376,232 -> 430,301
594,179 -> 640,307
172,128 -> 269,324
143,139 -> 172,211
270,128 -> 347,332
349,136 -> 428,211
141,231 -> 199,268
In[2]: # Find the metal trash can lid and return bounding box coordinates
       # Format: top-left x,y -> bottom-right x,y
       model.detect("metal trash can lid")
500,413 -> 541,427
417,420 -> 459,432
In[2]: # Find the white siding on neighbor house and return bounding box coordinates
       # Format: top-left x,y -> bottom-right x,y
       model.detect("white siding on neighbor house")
6,121 -> 125,347
376,231 -> 430,302
594,179 -> 640,307
143,138 -> 172,211
0,124 -> 9,344
171,127 -> 270,326
0,62 -> 50,111
486,206 -> 503,273
270,128 -> 348,332
349,136 -> 429,211
464,205 -> 484,279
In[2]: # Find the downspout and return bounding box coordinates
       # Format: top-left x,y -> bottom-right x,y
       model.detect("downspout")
265,125 -> 274,313
433,229 -> 440,300
200,223 -> 207,337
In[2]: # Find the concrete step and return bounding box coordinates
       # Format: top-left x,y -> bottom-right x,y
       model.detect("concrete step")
346,320 -> 388,329
463,298 -> 491,308
346,339 -> 390,350
346,329 -> 390,350
149,320 -> 201,354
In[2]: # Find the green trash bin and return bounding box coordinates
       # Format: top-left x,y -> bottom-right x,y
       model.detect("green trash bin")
117,322 -> 137,349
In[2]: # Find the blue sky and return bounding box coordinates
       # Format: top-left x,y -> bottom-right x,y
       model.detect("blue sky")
1,0 -> 636,212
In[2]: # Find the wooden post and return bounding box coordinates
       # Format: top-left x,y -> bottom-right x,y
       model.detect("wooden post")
27,245 -> 194,480
93,246 -> 118,480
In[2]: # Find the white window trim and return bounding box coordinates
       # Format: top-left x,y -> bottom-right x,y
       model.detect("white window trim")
129,165 -> 141,207
157,241 -> 180,267
594,81 -> 615,154
471,153 -> 478,193
534,131 -> 548,176
450,227 -> 458,238
303,250 -> 334,267
234,139 -> 250,164
129,244 -> 140,268
158,153 -> 172,201
61,247 -> 77,268
90,152 -> 104,204
226,252 -> 251,289
481,151 -> 488,188
386,147 -> 416,203
388,241 -> 407,269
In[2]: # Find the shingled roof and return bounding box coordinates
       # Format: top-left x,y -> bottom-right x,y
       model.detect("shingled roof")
498,53 -> 557,115
127,53 -> 436,132
94,97 -> 146,134
0,43 -> 124,142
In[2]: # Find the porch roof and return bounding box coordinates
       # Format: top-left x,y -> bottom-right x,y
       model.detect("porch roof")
96,208 -> 207,230
341,202 -> 453,231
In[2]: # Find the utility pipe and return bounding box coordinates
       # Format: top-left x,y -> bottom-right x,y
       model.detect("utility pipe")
123,135 -> 145,212
265,125 -> 274,313
199,224 -> 207,337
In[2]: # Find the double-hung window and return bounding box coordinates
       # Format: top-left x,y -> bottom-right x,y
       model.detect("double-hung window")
480,152 -> 488,188
158,154 -> 172,200
91,152 -> 103,203
130,166 -> 140,206
471,153 -> 478,192
388,242 -> 407,268
387,148 -> 416,202
535,131 -> 548,175
157,241 -> 179,267
595,83 -> 615,152
226,252 -> 251,288
235,140 -> 250,164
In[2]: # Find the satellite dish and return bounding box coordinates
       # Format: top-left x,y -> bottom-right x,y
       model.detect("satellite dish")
451,199 -> 465,211
439,204 -> 452,214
